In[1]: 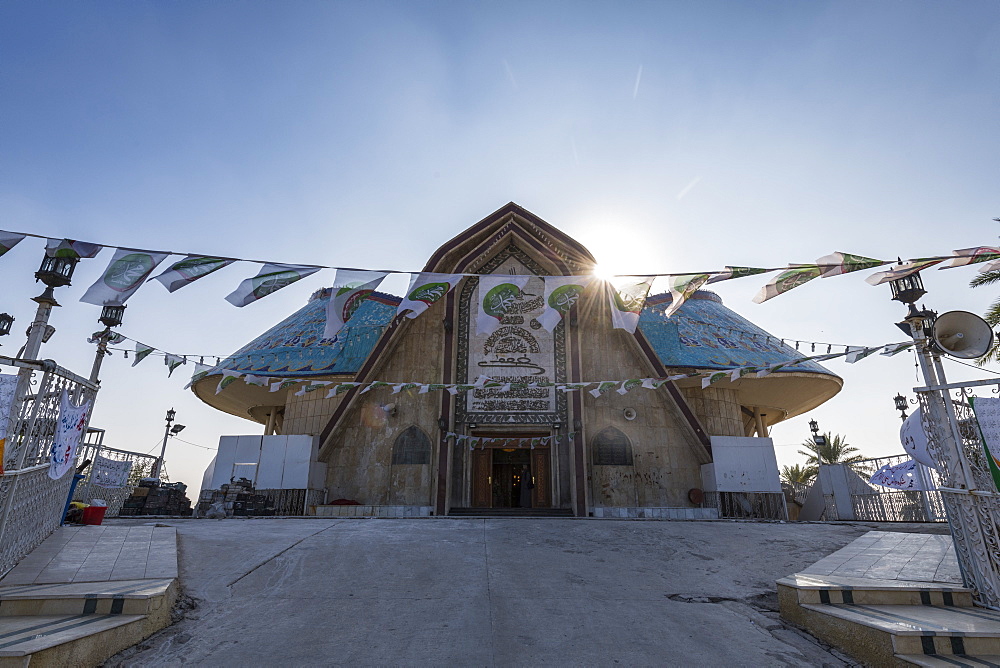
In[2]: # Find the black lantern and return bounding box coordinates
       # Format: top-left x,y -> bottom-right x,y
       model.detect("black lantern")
893,393 -> 909,420
35,255 -> 79,288
99,304 -> 126,328
166,408 -> 176,423
0,313 -> 13,337
808,419 -> 826,446
889,268 -> 926,306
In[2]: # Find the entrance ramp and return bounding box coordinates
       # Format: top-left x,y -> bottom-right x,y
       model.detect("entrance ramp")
778,531 -> 1000,666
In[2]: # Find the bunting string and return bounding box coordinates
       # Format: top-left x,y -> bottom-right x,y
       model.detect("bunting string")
2,229 -> 998,315
166,339 -> 915,396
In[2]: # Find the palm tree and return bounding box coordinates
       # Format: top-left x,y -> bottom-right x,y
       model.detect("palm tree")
780,464 -> 814,485
798,432 -> 866,478
970,235 -> 1000,365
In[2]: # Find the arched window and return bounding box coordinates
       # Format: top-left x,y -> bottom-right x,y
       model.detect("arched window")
592,427 -> 633,466
392,426 -> 431,465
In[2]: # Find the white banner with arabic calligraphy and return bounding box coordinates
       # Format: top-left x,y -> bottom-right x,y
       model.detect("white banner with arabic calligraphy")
468,271 -> 556,417
868,459 -> 929,491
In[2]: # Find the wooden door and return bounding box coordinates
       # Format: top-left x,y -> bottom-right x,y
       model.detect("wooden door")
531,449 -> 551,508
471,449 -> 492,508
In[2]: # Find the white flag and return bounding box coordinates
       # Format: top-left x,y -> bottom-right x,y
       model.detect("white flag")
869,459 -> 928,491
132,342 -> 155,367
226,263 -> 321,307
477,275 -> 532,335
538,276 -> 593,331
164,354 -> 185,377
80,248 -> 169,305
608,276 -> 655,333
324,270 -> 388,339
865,259 -> 944,286
397,273 -> 464,319
48,390 -> 91,480
900,407 -> 936,468
816,252 -> 885,278
845,346 -> 877,363
153,255 -> 235,292
91,455 -> 132,488
45,238 -> 103,259
941,247 -> 1000,269
753,265 -> 822,304
184,363 -> 212,390
0,232 -> 26,258
664,274 -> 710,318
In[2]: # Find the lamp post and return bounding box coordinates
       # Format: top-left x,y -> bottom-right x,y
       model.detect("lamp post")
884,268 -> 1000,602
89,305 -> 126,384
0,313 -> 13,343
4,253 -> 80,467
808,419 -> 826,447
893,393 -> 909,421
152,408 -> 185,481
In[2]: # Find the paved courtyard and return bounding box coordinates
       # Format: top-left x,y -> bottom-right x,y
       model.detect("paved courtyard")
105,518 -> 949,666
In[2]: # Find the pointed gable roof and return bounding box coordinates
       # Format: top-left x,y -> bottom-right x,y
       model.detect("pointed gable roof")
422,202 -> 596,276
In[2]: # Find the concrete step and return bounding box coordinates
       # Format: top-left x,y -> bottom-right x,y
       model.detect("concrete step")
0,579 -> 174,617
896,654 -> 1000,667
0,613 -> 145,665
778,573 -> 975,608
801,603 -> 1000,656
448,507 -> 575,518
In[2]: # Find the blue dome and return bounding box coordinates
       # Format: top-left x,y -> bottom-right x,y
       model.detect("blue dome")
215,288 -> 400,377
639,291 -> 838,377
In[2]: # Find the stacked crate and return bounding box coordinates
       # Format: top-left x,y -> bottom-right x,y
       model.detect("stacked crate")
119,480 -> 193,516
196,479 -> 277,517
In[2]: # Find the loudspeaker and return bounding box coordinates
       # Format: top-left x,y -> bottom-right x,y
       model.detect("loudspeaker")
931,311 -> 995,359
623,408 -> 637,421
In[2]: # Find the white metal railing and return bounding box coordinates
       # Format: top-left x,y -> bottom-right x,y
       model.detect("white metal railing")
917,377 -> 1000,609
847,453 -> 947,523
0,358 -> 99,577
73,443 -> 160,517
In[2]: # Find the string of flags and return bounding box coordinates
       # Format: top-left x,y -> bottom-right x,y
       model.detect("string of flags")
184,339 -> 914,398
3,229 -> 1000,337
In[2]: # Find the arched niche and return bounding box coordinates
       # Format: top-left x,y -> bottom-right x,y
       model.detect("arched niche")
591,426 -> 634,466
391,425 -> 431,465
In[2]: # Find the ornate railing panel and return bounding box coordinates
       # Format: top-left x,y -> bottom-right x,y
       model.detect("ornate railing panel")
0,464 -> 75,576
0,358 -> 99,577
917,379 -> 1000,609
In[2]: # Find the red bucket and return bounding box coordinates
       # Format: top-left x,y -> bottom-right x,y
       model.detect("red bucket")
81,505 -> 107,526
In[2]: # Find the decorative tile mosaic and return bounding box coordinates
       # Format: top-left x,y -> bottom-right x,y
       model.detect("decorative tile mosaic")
640,291 -> 838,376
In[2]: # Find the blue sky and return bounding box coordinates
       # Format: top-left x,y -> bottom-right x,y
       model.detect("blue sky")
2,1 -> 999,486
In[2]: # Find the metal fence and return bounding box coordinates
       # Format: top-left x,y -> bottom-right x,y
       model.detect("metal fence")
705,491 -> 786,520
847,454 -> 947,523
73,440 -> 160,518
0,358 -> 99,577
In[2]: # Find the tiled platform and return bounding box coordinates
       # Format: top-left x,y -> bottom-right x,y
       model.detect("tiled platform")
0,524 -> 178,666
799,531 -> 961,585
1,525 -> 177,586
778,531 -> 1000,667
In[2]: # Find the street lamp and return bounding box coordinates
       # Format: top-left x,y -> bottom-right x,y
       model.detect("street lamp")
808,419 -> 826,447
893,393 -> 909,421
89,304 -> 126,383
152,409 -> 180,480
0,313 -> 13,340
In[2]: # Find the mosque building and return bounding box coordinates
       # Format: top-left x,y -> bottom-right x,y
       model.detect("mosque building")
193,203 -> 841,518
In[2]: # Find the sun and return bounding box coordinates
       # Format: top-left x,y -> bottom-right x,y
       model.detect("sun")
591,264 -> 618,282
